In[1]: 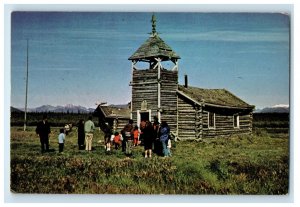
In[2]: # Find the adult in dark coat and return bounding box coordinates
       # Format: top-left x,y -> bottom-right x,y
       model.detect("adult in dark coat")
143,121 -> 154,158
77,119 -> 85,150
36,114 -> 51,153
152,116 -> 161,155
103,122 -> 113,151
122,119 -> 134,155
159,121 -> 170,157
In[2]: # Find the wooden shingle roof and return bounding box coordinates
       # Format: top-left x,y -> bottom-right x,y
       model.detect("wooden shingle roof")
178,85 -> 254,109
128,34 -> 180,61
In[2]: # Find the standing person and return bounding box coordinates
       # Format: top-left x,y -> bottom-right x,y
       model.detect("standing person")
139,120 -> 146,146
133,125 -> 139,146
77,119 -> 85,150
159,121 -> 170,157
99,122 -> 113,152
36,114 -> 51,153
58,128 -> 65,153
122,119 -> 134,155
121,130 -> 126,152
152,116 -> 160,154
143,121 -> 154,158
104,122 -> 113,152
166,137 -> 172,157
84,116 -> 95,151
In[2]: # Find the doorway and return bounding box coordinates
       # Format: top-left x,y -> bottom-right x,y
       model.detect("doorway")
137,110 -> 151,128
140,112 -> 150,122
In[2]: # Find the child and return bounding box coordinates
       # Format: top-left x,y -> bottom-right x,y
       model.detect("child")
133,125 -> 139,146
58,128 -> 65,153
113,131 -> 122,150
167,138 -> 172,157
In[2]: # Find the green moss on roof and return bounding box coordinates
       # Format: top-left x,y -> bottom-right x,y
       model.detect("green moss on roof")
100,106 -> 131,119
178,85 -> 254,109
129,34 -> 180,61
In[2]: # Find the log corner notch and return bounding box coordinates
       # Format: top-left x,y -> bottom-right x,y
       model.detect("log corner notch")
195,104 -> 203,141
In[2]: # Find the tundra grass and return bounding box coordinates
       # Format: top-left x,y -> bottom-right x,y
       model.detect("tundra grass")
10,126 -> 289,194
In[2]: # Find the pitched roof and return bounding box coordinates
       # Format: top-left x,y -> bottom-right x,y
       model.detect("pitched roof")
98,105 -> 131,119
128,34 -> 180,61
178,85 -> 254,109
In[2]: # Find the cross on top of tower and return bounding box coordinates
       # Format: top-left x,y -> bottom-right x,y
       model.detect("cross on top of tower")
151,14 -> 157,36
128,14 -> 180,61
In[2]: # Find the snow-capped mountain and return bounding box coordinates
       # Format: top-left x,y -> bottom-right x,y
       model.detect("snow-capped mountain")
13,103 -> 289,114
254,104 -> 289,113
15,104 -> 95,113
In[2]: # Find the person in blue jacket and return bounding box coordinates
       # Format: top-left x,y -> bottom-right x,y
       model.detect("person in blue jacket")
159,121 -> 170,157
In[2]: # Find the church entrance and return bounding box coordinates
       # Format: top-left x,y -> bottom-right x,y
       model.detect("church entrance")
140,112 -> 150,122
137,110 -> 151,128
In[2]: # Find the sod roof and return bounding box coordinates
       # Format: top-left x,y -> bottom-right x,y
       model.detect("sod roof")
178,85 -> 254,109
99,105 -> 131,119
128,34 -> 180,61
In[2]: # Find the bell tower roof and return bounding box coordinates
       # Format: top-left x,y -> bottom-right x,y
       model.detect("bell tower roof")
128,14 -> 180,62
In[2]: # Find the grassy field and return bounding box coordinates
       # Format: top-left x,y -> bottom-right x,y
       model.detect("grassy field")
10,113 -> 289,194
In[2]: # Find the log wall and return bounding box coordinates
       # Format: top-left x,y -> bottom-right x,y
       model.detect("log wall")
131,68 -> 178,132
132,69 -> 158,124
177,94 -> 253,140
177,95 -> 196,140
160,69 -> 178,131
202,110 -> 252,138
114,118 -> 130,132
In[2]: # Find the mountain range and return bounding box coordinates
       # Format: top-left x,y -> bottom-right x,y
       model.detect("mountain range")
11,104 -> 96,113
12,104 -> 289,114
254,104 -> 289,113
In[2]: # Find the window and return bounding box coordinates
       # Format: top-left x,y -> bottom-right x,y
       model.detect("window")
233,115 -> 239,128
208,112 -> 215,129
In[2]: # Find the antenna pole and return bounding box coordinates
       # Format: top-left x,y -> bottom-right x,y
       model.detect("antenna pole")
24,39 -> 29,131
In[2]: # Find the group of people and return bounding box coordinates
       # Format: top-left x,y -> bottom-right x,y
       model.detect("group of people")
36,114 -> 172,157
105,117 -> 172,158
140,117 -> 172,158
36,114 -> 95,153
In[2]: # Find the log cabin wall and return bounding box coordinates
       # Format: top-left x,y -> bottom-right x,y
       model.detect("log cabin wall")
114,118 -> 130,132
177,95 -> 196,140
177,94 -> 253,139
202,108 -> 253,138
131,68 -> 178,132
131,69 -> 159,124
160,69 -> 178,131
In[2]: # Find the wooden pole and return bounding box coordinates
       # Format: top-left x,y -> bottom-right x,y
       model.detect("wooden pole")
24,39 -> 29,131
157,58 -> 161,122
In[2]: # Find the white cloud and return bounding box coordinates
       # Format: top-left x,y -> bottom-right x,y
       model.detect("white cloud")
164,30 -> 289,43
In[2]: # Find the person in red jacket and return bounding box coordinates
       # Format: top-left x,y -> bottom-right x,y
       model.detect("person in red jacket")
113,132 -> 122,150
133,125 -> 139,146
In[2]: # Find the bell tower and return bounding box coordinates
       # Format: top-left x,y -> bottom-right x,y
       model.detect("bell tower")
128,14 -> 180,131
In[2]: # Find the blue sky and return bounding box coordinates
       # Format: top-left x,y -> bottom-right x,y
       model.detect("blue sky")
11,12 -> 290,109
